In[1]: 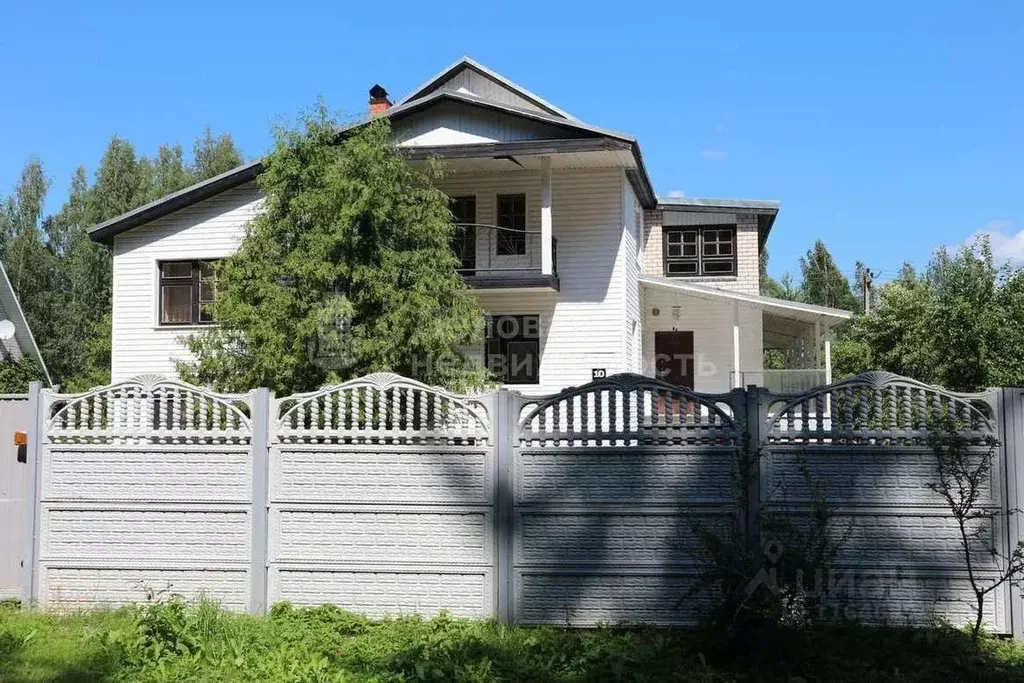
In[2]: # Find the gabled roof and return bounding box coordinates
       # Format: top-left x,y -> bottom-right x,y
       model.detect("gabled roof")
383,89 -> 630,141
89,161 -> 264,245
0,261 -> 51,386
397,56 -> 576,120
89,58 -> 659,244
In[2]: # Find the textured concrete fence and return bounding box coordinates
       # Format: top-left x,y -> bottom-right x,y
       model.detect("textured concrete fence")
18,372 -> 1024,635
761,373 -> 1008,631
25,378 -> 256,610
267,374 -> 496,618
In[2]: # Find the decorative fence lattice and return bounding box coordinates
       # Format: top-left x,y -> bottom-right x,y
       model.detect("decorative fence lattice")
766,371 -> 995,445
47,375 -> 252,445
276,373 -> 490,445
517,374 -> 740,446
18,371 -> 1024,636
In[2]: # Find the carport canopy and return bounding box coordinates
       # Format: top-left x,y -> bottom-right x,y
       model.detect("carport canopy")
639,275 -> 853,388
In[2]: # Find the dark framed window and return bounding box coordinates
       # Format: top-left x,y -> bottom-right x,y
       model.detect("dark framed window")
664,225 -> 736,277
485,314 -> 540,384
496,194 -> 526,256
159,260 -> 217,325
450,196 -> 477,273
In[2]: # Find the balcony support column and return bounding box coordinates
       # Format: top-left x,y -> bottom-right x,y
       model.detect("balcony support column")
814,319 -> 822,370
540,156 -> 553,276
733,300 -> 741,389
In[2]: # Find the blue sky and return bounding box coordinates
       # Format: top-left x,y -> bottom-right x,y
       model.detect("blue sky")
1,1 -> 1021,282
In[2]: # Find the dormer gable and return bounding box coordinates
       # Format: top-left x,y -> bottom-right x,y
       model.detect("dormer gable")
398,57 -> 574,120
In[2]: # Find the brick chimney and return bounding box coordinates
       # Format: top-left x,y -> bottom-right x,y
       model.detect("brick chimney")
369,84 -> 391,117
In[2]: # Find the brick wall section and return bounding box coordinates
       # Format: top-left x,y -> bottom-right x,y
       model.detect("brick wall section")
642,210 -> 663,275
641,209 -> 761,296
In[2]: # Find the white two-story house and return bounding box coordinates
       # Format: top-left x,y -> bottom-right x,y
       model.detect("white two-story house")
88,57 -> 851,395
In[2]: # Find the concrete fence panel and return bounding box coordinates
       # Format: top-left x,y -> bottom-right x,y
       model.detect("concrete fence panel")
19,370 -> 1024,634
760,371 -> 1009,632
266,373 -> 497,618
27,376 -> 255,611
510,374 -> 746,626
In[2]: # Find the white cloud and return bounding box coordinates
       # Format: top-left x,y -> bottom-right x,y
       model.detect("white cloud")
666,189 -> 686,198
965,220 -> 1024,265
701,148 -> 725,161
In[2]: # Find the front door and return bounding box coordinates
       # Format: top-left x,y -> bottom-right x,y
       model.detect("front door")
450,196 -> 476,275
654,331 -> 695,389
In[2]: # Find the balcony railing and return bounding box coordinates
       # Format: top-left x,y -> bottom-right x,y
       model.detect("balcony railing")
730,369 -> 828,394
452,223 -> 558,290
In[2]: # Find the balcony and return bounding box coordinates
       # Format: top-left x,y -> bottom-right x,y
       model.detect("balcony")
731,369 -> 828,394
452,223 -> 558,291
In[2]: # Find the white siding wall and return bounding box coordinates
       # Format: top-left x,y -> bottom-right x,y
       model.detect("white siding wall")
641,287 -> 763,394
621,177 -> 642,374
393,103 -> 578,147
110,183 -> 263,381
109,169 -> 631,392
442,168 -> 627,394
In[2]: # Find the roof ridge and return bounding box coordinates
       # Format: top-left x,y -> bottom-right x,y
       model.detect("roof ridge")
396,56 -> 576,121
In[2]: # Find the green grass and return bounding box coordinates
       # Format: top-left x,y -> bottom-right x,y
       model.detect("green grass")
2,599 -> 1024,682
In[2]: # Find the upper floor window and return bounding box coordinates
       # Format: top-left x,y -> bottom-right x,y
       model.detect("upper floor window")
496,194 -> 526,256
664,225 -> 736,277
159,260 -> 217,325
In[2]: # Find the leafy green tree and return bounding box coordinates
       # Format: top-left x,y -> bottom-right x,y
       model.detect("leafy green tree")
145,144 -> 192,201
3,162 -> 54,301
0,128 -> 245,390
926,242 -> 999,390
178,111 -> 487,393
0,357 -> 44,392
759,249 -> 795,300
799,240 -> 860,311
837,237 -> 1024,391
192,127 -> 244,178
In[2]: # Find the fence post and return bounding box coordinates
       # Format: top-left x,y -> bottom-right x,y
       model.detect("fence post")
494,389 -> 515,625
21,381 -> 43,609
743,386 -> 765,549
249,388 -> 272,615
1002,388 -> 1024,639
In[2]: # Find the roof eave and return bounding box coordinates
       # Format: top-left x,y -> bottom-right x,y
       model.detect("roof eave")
0,261 -> 51,385
87,160 -> 264,245
657,197 -> 780,247
639,275 -> 853,323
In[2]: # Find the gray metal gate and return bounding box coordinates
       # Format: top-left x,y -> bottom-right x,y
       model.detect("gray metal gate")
0,394 -> 30,600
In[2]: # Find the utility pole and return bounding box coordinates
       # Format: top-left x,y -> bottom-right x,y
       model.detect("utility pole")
861,269 -> 874,314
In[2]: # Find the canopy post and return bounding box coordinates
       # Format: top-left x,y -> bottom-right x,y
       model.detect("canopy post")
733,300 -> 741,389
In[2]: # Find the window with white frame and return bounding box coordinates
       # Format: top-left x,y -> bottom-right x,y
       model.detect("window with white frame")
663,225 -> 736,277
